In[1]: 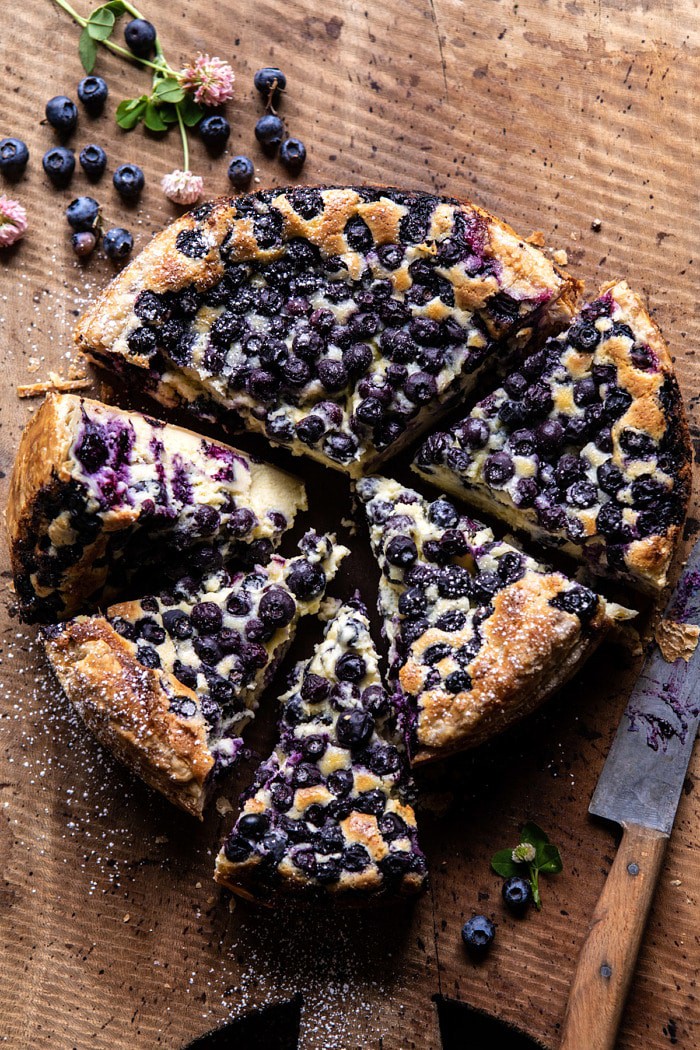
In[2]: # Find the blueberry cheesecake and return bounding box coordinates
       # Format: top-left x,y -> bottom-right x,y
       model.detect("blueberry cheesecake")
215,597 -> 427,904
8,393 -> 306,622
413,282 -> 692,592
357,477 -> 632,761
74,187 -> 580,477
42,533 -> 348,817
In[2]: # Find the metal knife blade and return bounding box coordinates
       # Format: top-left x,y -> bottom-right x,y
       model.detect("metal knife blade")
590,540 -> 700,834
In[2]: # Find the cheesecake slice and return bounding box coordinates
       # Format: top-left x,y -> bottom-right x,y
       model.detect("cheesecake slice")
413,282 -> 691,592
215,597 -> 427,904
357,477 -> 632,762
42,533 -> 348,817
75,187 -> 579,477
8,393 -> 306,622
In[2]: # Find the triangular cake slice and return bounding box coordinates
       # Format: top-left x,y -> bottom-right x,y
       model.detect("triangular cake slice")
8,393 -> 306,622
215,597 -> 427,904
75,187 -> 579,477
413,282 -> 691,592
357,477 -> 632,762
42,533 -> 348,817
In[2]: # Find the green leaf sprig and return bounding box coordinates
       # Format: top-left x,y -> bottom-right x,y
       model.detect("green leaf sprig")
491,821 -> 563,910
51,0 -> 203,171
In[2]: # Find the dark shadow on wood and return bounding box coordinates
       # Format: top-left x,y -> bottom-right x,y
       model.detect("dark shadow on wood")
435,995 -> 549,1050
181,995 -> 302,1050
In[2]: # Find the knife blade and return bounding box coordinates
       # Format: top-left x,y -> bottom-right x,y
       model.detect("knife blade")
560,540 -> 700,1050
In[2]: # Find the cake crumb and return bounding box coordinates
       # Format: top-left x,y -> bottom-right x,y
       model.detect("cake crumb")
552,248 -> 568,266
216,796 -> 234,816
123,913 -> 130,923
17,373 -> 92,398
655,618 -> 700,663
526,230 -> 546,247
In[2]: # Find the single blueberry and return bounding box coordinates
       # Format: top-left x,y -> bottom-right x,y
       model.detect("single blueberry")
0,138 -> 29,179
79,144 -> 107,181
42,146 -> 75,187
199,114 -> 231,153
66,196 -> 100,232
227,155 -> 254,190
103,227 -> 133,260
253,67 -> 287,104
255,114 -> 284,151
124,18 -> 157,58
279,137 -> 306,173
502,875 -> 532,914
77,76 -> 108,116
461,915 -> 496,955
113,163 -> 145,202
45,96 -> 78,136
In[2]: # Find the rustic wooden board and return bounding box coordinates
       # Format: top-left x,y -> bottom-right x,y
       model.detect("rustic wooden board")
1,1 -> 698,1048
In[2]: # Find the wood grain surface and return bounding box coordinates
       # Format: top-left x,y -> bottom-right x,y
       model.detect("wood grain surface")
1,2 -> 698,1048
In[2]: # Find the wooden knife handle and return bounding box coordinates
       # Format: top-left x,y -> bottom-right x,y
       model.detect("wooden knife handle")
559,823 -> 668,1050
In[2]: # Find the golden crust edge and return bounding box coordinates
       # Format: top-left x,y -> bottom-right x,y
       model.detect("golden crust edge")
42,616 -> 214,819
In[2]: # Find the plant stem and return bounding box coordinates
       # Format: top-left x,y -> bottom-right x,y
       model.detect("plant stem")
176,105 -> 189,170
530,865 -> 542,910
51,0 -> 174,73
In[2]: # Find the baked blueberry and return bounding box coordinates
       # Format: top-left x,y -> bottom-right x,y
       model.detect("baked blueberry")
214,599 -> 425,902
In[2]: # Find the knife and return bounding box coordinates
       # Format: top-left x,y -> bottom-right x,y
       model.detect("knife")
560,540 -> 700,1050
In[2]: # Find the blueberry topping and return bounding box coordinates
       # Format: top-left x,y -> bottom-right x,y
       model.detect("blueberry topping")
259,586 -> 296,628
484,451 -> 514,487
335,708 -> 375,750
286,559 -> 326,600
238,812 -> 270,841
550,585 -> 599,623
385,536 -> 418,569
191,601 -> 224,635
335,653 -> 366,682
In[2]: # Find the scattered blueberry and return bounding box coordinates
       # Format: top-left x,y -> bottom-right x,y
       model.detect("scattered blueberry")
255,114 -> 284,152
461,915 -> 495,955
253,66 -> 287,105
0,138 -> 29,179
79,144 -> 107,181
45,96 -> 78,136
71,231 -> 97,257
228,155 -> 254,189
199,114 -> 231,153
77,76 -> 109,116
42,147 -> 75,187
279,137 -> 306,173
66,196 -> 100,232
113,163 -> 145,201
103,226 -> 133,260
502,875 -> 532,914
124,18 -> 156,58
